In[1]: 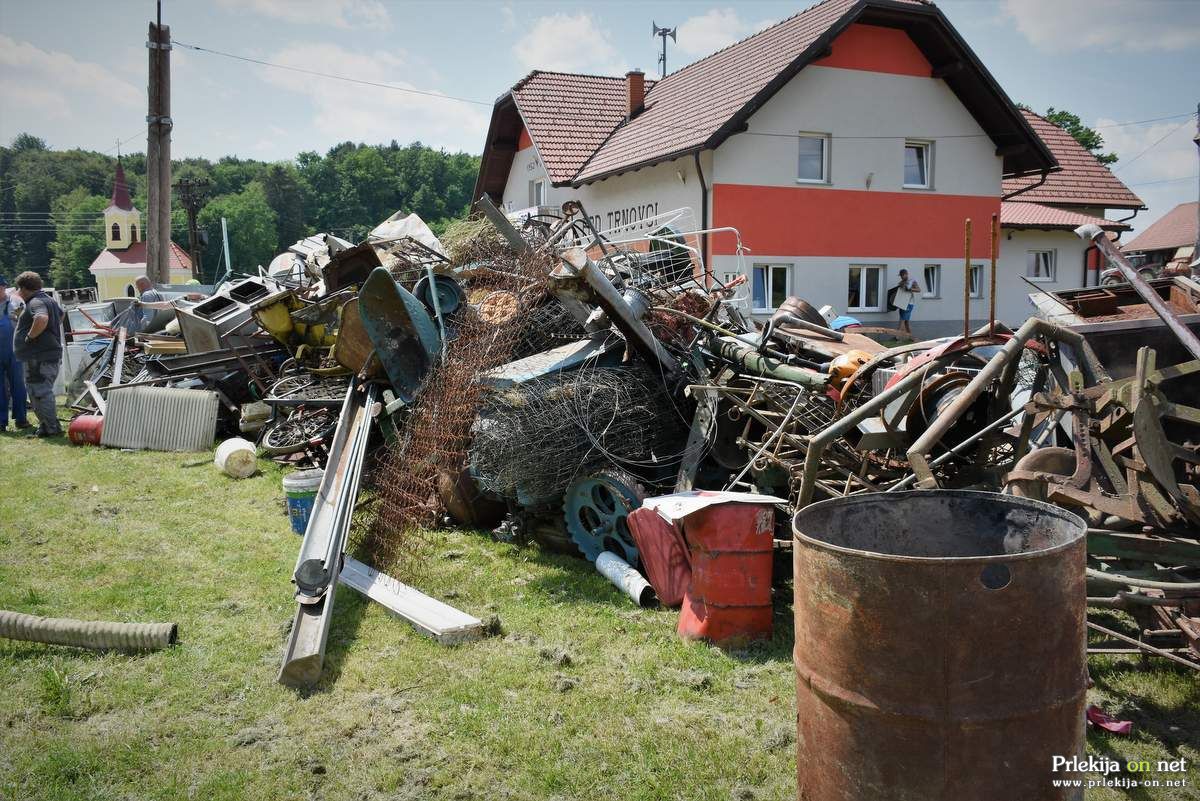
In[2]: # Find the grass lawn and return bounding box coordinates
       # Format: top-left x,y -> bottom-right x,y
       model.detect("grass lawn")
2,429 -> 1198,800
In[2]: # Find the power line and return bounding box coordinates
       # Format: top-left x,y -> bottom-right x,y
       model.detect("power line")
1115,115 -> 1197,173
172,39 -> 494,107
1125,174 -> 1199,187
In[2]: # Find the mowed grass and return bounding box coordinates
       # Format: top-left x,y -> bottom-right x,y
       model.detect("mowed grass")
1,428 -> 1198,800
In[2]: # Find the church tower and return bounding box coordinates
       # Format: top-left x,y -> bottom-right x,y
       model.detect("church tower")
104,160 -> 141,250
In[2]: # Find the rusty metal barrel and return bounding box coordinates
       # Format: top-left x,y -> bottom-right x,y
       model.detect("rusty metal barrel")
792,490 -> 1087,801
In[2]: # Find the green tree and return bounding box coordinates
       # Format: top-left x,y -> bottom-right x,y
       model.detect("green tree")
1020,104 -> 1118,165
197,181 -> 278,280
48,188 -> 107,288
259,163 -> 310,252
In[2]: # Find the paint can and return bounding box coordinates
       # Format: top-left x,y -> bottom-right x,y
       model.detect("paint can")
214,437 -> 258,478
67,414 -> 104,446
282,469 -> 324,535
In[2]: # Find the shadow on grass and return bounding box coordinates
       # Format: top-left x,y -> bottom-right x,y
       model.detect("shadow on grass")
1090,656 -> 1200,755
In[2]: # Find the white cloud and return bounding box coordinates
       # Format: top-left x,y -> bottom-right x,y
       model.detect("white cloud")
512,13 -> 623,74
0,34 -> 141,109
1094,116 -> 1198,238
675,9 -> 775,57
215,0 -> 390,30
258,42 -> 487,153
1003,0 -> 1200,51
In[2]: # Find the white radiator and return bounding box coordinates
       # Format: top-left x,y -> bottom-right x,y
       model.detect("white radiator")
100,387 -> 220,451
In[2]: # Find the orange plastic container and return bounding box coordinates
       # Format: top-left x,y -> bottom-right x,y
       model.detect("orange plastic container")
677,502 -> 775,645
67,414 -> 104,446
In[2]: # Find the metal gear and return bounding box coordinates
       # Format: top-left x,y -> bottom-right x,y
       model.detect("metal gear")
562,469 -> 643,564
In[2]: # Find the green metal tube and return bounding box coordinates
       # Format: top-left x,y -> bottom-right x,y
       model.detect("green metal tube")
711,338 -> 829,389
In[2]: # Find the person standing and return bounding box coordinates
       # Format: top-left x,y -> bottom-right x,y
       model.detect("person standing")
0,275 -> 31,431
127,275 -> 165,334
894,269 -> 920,336
13,271 -> 64,437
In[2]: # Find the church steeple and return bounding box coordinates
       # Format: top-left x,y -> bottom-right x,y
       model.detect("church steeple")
105,159 -> 141,250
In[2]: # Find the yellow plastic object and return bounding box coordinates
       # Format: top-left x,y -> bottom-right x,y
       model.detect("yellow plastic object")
828,349 -> 873,390
254,295 -> 300,346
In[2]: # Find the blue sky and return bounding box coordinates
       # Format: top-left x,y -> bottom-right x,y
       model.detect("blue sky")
0,0 -> 1196,234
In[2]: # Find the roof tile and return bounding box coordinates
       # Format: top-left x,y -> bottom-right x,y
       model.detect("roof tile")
1124,201 -> 1199,253
999,201 -> 1129,231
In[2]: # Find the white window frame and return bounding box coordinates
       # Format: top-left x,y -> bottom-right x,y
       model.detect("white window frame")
529,178 -> 546,207
847,264 -> 886,312
903,140 -> 932,189
752,264 -> 791,313
922,264 -> 941,299
969,263 -> 985,299
1026,249 -> 1056,282
796,132 -> 831,184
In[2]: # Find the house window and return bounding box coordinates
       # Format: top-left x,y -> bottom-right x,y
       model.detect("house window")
904,141 -> 931,188
529,179 -> 546,207
848,264 -> 885,311
922,264 -> 941,298
969,264 -> 985,298
797,133 -> 830,183
1027,249 -> 1056,282
752,264 -> 790,311
111,222 -> 121,241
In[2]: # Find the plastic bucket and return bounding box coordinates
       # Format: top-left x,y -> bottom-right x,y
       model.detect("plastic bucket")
282,469 -> 323,535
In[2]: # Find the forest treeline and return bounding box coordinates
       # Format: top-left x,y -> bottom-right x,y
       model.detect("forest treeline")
0,133 -> 480,287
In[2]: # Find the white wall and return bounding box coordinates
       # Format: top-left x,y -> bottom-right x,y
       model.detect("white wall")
713,65 -> 1002,196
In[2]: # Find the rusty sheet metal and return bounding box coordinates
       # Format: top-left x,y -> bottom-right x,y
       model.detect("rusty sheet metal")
793,491 -> 1087,801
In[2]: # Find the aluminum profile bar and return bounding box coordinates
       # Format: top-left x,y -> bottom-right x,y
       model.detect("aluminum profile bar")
338,556 -> 484,644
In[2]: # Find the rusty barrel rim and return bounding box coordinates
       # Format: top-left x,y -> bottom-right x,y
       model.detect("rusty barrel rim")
792,489 -> 1087,565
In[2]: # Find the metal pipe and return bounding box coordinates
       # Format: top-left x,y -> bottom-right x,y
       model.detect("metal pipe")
1085,567 -> 1200,592
711,338 -> 829,389
906,317 -> 1104,488
795,348 -> 963,507
596,551 -> 656,607
963,217 -> 972,341
694,150 -> 709,278
1077,222 -> 1200,360
768,311 -> 843,342
989,213 -> 998,337
0,610 -> 177,652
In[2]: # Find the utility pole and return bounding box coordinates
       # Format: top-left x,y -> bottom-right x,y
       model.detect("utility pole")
1193,101 -> 1199,269
221,217 -> 232,284
145,4 -> 172,284
173,177 -> 210,280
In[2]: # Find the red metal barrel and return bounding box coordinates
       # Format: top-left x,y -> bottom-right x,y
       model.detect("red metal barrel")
67,415 -> 104,446
677,502 -> 774,645
792,490 -> 1087,801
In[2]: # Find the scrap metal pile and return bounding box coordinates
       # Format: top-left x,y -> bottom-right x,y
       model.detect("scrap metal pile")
60,199 -> 1200,684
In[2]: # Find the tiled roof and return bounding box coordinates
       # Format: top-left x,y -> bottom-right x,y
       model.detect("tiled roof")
1124,201 -> 1199,253
1000,201 -> 1129,231
575,0 -> 864,182
89,240 -> 193,272
512,71 -> 654,184
1002,111 -> 1142,209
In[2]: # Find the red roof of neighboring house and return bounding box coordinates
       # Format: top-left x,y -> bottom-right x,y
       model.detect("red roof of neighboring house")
474,0 -> 1054,201
1002,111 -> 1143,209
109,161 -> 134,211
1000,201 -> 1130,232
1124,201 -> 1199,253
88,240 -> 193,273
512,71 -> 655,184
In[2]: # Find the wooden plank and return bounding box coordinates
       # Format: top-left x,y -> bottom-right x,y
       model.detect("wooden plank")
339,555 -> 483,645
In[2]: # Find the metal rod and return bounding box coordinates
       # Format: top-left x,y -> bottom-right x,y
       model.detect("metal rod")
1086,620 -> 1199,671
989,212 -> 998,337
963,217 -> 972,341
1077,223 -> 1200,360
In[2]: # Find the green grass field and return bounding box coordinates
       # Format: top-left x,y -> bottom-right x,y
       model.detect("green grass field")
2,428 -> 1197,800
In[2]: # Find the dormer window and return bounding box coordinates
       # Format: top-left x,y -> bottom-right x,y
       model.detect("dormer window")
112,222 -> 121,241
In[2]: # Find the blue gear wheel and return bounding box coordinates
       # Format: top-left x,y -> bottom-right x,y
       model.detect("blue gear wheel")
562,470 -> 642,564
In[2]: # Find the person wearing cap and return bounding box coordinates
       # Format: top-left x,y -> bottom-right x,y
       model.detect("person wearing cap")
0,274 -> 30,431
13,270 -> 63,437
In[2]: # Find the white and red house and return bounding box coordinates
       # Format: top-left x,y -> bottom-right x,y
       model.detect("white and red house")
474,0 -> 1142,336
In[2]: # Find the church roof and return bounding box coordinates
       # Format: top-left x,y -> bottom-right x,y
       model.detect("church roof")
109,161 -> 135,211
88,240 -> 193,273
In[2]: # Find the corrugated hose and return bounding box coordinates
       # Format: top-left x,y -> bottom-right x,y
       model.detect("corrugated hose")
0,610 -> 178,653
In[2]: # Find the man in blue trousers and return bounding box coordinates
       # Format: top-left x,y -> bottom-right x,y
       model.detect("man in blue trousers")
0,275 -> 31,432
13,271 -> 63,437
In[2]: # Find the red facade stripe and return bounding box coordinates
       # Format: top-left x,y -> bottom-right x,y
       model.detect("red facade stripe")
712,183 -> 1001,258
812,23 -> 932,78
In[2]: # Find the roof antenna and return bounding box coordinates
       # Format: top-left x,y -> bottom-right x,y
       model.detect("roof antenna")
652,22 -> 676,78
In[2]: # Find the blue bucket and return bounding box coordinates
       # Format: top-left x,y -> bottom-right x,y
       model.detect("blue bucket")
282,469 -> 323,535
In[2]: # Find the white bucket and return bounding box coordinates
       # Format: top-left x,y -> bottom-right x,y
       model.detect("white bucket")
215,437 -> 258,478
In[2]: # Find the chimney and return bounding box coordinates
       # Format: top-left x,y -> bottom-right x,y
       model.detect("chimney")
625,69 -> 645,119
